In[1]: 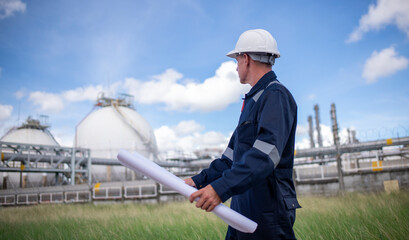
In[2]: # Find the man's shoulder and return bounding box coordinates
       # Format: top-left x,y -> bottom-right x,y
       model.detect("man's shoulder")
263,81 -> 297,107
265,80 -> 292,96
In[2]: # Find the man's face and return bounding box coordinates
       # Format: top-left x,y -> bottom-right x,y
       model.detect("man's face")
235,54 -> 248,85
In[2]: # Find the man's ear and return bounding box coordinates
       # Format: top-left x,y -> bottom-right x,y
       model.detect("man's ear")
244,53 -> 250,66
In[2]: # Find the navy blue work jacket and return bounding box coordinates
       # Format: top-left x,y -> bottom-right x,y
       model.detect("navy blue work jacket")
192,71 -> 301,239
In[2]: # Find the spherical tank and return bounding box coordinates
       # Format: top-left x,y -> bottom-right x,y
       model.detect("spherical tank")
1,124 -> 59,146
0,117 -> 60,188
75,105 -> 158,159
75,101 -> 159,182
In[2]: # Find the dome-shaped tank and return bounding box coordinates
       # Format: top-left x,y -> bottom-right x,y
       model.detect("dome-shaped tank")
0,116 -> 59,188
1,116 -> 59,146
75,93 -> 159,182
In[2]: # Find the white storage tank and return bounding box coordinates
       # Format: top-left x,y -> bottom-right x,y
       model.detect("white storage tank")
75,93 -> 159,183
0,116 -> 59,188
1,116 -> 59,146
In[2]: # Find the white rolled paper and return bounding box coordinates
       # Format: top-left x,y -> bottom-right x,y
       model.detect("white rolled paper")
117,149 -> 257,233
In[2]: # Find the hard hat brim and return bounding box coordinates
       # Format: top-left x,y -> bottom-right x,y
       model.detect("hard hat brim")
226,50 -> 238,58
226,50 -> 280,59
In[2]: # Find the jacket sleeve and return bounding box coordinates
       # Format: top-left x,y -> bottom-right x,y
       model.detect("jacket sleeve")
191,131 -> 236,189
211,89 -> 296,202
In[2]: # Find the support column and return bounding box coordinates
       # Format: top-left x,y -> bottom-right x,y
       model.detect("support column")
331,103 -> 344,194
308,115 -> 315,149
314,105 -> 323,147
22,173 -> 27,188
71,147 -> 75,186
42,173 -> 47,186
55,173 -> 59,185
107,166 -> 112,182
87,149 -> 92,185
3,172 -> 8,189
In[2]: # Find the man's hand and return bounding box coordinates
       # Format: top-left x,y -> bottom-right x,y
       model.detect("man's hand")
184,178 -> 196,188
189,184 -> 221,212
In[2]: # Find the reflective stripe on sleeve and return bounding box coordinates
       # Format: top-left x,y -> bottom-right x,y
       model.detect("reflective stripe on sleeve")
223,147 -> 234,161
253,139 -> 280,168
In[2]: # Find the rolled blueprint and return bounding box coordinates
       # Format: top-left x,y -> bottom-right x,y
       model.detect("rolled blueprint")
117,149 -> 258,233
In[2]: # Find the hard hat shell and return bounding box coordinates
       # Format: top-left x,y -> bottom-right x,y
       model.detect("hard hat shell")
226,29 -> 280,58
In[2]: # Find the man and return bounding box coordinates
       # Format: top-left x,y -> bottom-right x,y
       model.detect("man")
185,29 -> 300,239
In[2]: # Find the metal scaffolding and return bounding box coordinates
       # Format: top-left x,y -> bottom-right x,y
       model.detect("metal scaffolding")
295,137 -> 409,158
0,141 -> 91,186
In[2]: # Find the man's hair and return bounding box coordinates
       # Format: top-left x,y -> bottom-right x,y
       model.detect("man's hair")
248,53 -> 275,65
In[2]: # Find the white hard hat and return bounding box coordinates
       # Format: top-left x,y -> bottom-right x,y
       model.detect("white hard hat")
226,29 -> 280,59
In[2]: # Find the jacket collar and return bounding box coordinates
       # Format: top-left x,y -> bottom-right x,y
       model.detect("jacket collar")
245,71 -> 278,99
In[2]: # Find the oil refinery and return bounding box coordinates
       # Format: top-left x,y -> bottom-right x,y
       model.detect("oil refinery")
0,95 -> 408,206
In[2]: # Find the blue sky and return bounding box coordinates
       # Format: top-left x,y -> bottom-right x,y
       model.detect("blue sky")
0,0 -> 408,152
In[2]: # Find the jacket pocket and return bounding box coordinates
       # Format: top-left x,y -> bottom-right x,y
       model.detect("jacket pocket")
283,197 -> 301,210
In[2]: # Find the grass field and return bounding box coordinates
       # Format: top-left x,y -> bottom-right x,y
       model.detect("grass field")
1,192 -> 408,240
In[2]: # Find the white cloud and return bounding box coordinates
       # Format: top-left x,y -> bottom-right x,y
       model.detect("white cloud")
27,82 -> 121,112
154,125 -> 178,151
0,0 -> 26,19
199,131 -> 228,147
296,124 -> 309,136
301,124 -> 334,149
362,46 -> 408,83
14,89 -> 26,99
295,137 -> 311,150
54,136 -> 73,147
154,120 -> 229,152
296,124 -> 359,149
25,61 -> 247,113
62,85 -> 106,102
173,120 -> 205,136
320,124 -> 335,147
28,91 -> 65,113
125,61 -> 250,112
347,0 -> 409,42
63,82 -> 122,103
296,124 -> 335,149
53,129 -> 74,147
0,104 -> 13,120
